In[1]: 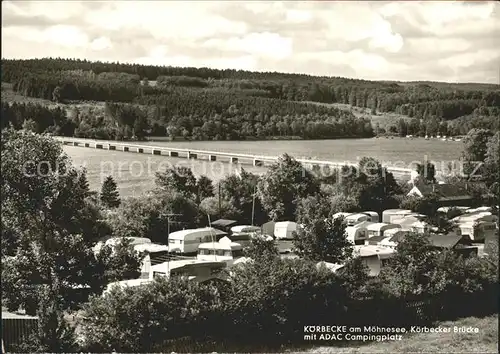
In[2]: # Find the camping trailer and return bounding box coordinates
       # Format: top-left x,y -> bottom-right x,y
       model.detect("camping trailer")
345,213 -> 371,226
363,211 -> 379,223
230,225 -> 261,234
274,221 -> 298,240
389,211 -> 417,223
459,221 -> 497,242
103,260 -> 228,295
366,223 -> 401,238
197,237 -> 244,266
453,212 -> 497,224
353,245 -> 395,276
345,224 -> 370,245
261,221 -> 276,237
382,209 -> 412,223
168,227 -> 227,254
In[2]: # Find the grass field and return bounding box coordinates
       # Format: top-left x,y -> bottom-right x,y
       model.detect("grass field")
308,315 -> 498,353
135,314 -> 498,352
304,101 -> 412,130
1,82 -> 106,114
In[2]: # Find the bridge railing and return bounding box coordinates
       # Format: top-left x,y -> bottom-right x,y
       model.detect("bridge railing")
55,137 -> 413,173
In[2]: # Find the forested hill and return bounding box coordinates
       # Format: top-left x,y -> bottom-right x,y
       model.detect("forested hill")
1,58 -> 499,141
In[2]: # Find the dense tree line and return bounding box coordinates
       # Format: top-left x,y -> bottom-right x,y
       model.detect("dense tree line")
2,99 -> 374,141
2,59 -> 499,135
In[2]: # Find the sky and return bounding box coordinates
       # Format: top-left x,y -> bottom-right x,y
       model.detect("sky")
2,1 -> 499,84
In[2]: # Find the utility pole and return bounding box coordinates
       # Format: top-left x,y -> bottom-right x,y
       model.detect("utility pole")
165,213 -> 183,243
251,185 -> 257,226
207,214 -> 217,262
162,213 -> 183,276
218,183 -> 222,218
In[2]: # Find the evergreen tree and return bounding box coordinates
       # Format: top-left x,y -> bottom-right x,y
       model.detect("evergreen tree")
100,176 -> 121,208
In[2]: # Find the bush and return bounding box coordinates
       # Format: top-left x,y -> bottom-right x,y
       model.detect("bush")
80,277 -> 226,352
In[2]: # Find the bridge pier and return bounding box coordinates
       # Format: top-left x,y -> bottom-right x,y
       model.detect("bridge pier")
209,155 -> 217,161
152,149 -> 161,155
123,146 -> 129,152
188,152 -> 197,159
230,157 -> 239,164
169,151 -> 178,157
253,159 -> 263,167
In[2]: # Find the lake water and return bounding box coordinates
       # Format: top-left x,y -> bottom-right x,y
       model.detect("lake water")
63,137 -> 463,197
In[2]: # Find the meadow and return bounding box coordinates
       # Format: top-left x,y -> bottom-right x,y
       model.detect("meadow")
309,315 -> 498,353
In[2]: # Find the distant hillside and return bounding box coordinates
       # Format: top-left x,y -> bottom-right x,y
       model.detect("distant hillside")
1,58 -> 498,140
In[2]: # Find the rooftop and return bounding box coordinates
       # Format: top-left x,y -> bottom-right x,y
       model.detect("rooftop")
353,245 -> 395,257
211,219 -> 238,228
411,182 -> 484,200
429,233 -> 472,248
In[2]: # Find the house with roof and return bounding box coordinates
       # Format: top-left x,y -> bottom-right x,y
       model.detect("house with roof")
407,182 -> 480,207
428,232 -> 477,257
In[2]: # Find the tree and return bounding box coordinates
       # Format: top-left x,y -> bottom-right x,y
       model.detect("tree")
0,129 -> 119,316
96,237 -> 144,283
329,194 -> 360,214
22,119 -> 38,132
484,132 -> 499,202
257,154 -> 320,221
397,118 -> 408,137
80,277 -> 225,352
293,217 -> 353,264
416,162 -> 436,183
108,191 -> 199,243
52,86 -> 62,102
350,158 -> 401,214
378,233 -> 440,297
243,236 -> 279,263
155,166 -> 197,198
133,114 -> 149,140
196,175 -> 214,202
295,194 -> 332,225
15,285 -> 77,353
335,257 -> 370,300
199,196 -> 240,221
100,175 -> 121,208
219,169 -> 266,224
463,128 -> 494,162
227,257 -> 346,343
400,194 -> 439,216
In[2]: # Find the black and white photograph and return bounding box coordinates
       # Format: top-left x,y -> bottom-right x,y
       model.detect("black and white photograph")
1,0 -> 499,352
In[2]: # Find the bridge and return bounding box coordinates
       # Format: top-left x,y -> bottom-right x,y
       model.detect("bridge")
55,137 -> 413,177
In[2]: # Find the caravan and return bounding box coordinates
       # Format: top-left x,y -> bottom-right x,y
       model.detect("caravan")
345,221 -> 372,245
197,237 -> 245,266
366,223 -> 401,238
274,221 -> 298,240
230,225 -> 261,234
168,227 -> 227,254
363,211 -> 379,223
345,213 -> 371,226
459,221 -> 497,242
